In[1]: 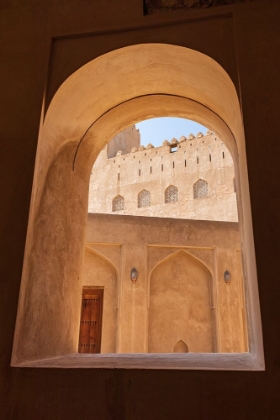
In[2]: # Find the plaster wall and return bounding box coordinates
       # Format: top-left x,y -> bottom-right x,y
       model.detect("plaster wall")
89,131 -> 238,221
85,213 -> 246,354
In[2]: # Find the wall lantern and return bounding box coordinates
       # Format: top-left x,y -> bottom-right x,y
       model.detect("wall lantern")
224,270 -> 231,284
131,268 -> 138,283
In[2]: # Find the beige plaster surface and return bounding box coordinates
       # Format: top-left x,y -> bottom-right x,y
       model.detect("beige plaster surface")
107,125 -> 140,158
89,130 -> 237,221
83,213 -> 247,354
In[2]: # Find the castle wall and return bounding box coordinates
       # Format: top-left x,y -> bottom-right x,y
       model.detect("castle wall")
89,131 -> 238,221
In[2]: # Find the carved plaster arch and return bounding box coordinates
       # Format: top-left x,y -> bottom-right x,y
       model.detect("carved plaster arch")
84,247 -> 120,308
85,246 -> 119,276
148,249 -> 214,309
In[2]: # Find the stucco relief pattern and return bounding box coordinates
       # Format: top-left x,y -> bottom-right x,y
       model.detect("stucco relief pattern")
145,0 -> 251,14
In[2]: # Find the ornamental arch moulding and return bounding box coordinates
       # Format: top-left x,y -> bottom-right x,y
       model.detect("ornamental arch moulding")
12,43 -> 263,370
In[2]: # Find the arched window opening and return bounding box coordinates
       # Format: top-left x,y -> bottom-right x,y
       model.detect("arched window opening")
165,185 -> 178,203
11,43 -> 262,371
194,179 -> 208,199
112,195 -> 124,212
138,190 -> 151,208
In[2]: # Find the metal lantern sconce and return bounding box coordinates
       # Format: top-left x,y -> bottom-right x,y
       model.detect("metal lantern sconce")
131,268 -> 138,284
224,270 -> 231,284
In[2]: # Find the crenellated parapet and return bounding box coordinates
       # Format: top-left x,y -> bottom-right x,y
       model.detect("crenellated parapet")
113,131 -> 214,156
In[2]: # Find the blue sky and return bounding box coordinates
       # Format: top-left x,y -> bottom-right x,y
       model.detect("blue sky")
135,117 -> 208,147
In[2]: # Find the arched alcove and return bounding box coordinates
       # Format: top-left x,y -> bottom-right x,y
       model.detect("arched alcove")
165,185 -> 178,203
138,189 -> 151,208
83,248 -> 118,353
193,179 -> 208,199
173,340 -> 189,353
148,250 -> 214,353
11,43 -> 263,369
112,195 -> 124,212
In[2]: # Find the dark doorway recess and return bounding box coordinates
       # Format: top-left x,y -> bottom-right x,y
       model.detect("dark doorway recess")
78,288 -> 104,353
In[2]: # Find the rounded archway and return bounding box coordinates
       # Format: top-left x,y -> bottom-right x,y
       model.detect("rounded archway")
12,44 -> 259,368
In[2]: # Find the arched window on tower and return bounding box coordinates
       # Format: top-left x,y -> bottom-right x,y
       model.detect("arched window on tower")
112,195 -> 124,212
165,185 -> 178,203
193,179 -> 208,199
138,190 -> 151,208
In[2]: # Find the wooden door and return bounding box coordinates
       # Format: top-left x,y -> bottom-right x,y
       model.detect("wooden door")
78,288 -> 103,353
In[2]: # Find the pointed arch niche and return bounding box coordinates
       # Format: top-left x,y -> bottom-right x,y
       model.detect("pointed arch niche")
11,44 -> 263,370
148,250 -> 214,353
83,248 -> 118,353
